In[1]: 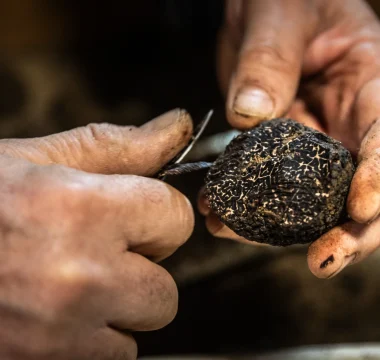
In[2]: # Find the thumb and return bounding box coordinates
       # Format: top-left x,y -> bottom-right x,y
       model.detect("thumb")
223,0 -> 314,129
0,108 -> 193,176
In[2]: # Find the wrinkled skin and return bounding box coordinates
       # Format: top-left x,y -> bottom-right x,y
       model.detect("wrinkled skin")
0,109 -> 194,359
3,0 -> 380,357
199,0 -> 380,279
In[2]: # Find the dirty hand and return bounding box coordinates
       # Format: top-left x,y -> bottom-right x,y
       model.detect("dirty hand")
0,109 -> 194,359
200,0 -> 380,278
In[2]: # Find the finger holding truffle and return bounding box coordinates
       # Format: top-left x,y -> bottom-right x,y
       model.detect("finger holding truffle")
307,217 -> 380,279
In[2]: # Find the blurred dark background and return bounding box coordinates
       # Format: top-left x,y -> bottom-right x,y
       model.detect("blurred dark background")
1,0 -> 380,357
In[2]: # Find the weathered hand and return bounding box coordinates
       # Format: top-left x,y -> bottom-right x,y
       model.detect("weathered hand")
0,109 -> 194,359
201,0 -> 380,278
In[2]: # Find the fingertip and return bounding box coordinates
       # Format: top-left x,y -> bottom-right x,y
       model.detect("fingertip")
308,249 -> 356,279
307,243 -> 341,279
142,108 -> 194,148
135,108 -> 194,175
307,227 -> 357,279
176,108 -> 194,144
227,86 -> 275,129
142,108 -> 192,132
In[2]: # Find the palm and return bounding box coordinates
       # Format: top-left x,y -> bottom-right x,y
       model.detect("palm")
297,35 -> 380,154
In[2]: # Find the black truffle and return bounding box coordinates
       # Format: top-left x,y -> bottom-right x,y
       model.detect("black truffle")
205,118 -> 355,246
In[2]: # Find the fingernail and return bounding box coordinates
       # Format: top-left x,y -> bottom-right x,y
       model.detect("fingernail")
143,108 -> 191,132
233,88 -> 274,120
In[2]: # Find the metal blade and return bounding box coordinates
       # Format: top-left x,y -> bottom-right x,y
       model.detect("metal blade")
174,109 -> 213,164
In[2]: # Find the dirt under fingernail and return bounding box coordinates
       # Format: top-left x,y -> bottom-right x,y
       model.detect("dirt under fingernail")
320,254 -> 335,269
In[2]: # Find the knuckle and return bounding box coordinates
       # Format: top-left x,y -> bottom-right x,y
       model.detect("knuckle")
82,123 -> 137,172
147,180 -> 194,245
137,177 -> 168,206
41,259 -> 103,318
22,163 -> 75,195
85,122 -> 127,148
14,165 -> 101,231
0,165 -> 60,225
350,41 -> 379,67
86,122 -> 114,142
138,179 -> 194,248
15,330 -> 68,359
224,1 -> 242,42
239,44 -> 294,75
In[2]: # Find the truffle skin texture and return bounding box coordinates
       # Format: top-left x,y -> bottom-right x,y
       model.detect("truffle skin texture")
205,118 -> 355,246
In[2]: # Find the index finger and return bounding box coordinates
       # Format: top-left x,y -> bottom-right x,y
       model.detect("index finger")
223,0 -> 315,129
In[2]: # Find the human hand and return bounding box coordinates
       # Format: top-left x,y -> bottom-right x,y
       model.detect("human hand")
0,109 -> 194,359
200,0 -> 380,278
